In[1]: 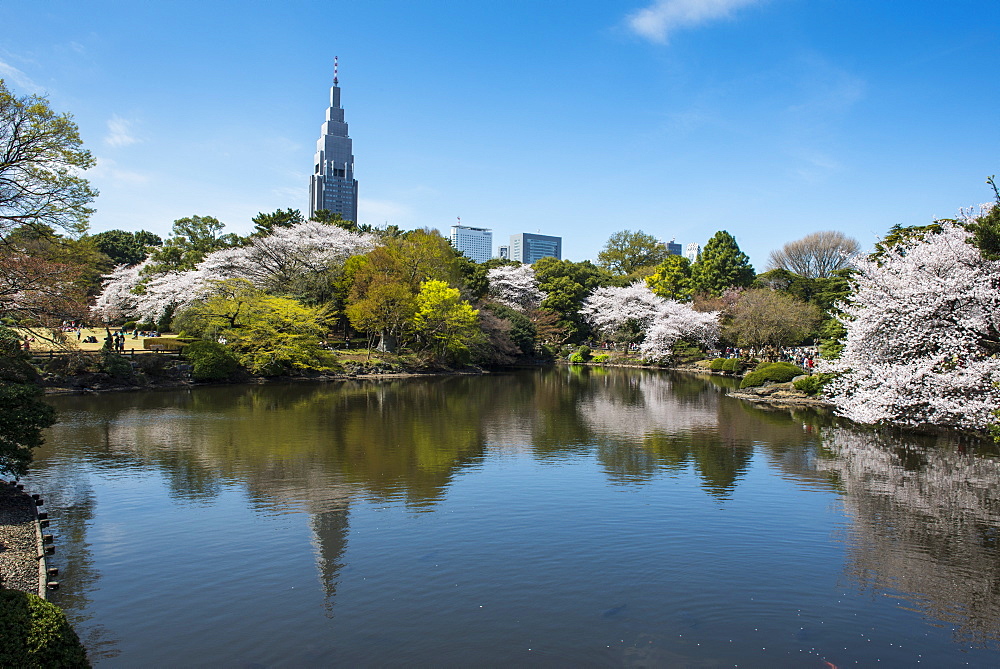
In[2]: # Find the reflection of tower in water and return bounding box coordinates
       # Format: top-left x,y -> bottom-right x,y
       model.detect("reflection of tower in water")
310,502 -> 351,612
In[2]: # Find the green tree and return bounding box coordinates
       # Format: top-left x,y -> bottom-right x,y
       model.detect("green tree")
90,229 -> 162,265
410,280 -> 481,362
597,230 -> 670,277
251,208 -> 305,237
0,79 -> 97,237
0,326 -> 55,477
174,279 -> 334,376
146,215 -> 241,272
690,230 -> 755,296
346,229 -> 462,352
645,254 -> 693,301
532,257 -> 614,343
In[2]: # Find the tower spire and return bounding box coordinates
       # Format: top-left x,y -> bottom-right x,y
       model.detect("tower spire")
333,56 -> 339,86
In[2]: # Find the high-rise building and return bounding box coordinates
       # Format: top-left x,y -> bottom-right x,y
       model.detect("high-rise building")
685,243 -> 700,262
450,222 -> 493,263
309,58 -> 359,223
666,240 -> 682,256
497,245 -> 510,260
510,233 -> 562,264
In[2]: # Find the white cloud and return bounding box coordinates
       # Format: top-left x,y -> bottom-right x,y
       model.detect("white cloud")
0,59 -> 44,94
89,156 -> 150,185
105,115 -> 139,147
626,0 -> 763,43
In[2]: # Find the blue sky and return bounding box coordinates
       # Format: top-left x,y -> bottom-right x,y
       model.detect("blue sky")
3,0 -> 998,269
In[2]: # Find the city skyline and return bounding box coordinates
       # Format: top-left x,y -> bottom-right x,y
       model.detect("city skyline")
3,2 -> 999,271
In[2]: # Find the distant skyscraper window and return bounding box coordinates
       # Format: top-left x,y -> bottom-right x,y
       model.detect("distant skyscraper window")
450,224 -> 493,264
309,58 -> 359,223
510,233 -> 562,264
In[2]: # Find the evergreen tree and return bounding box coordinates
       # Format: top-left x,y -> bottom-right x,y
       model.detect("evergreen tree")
690,230 -> 755,296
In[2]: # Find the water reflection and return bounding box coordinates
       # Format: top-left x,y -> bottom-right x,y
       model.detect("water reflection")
30,369 -> 1000,662
817,427 -> 1000,646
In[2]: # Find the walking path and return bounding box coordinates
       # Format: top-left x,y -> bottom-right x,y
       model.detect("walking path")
0,481 -> 45,597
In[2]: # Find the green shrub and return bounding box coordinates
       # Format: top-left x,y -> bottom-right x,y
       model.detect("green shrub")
721,358 -> 739,373
592,353 -> 610,363
184,341 -> 241,381
576,345 -> 592,361
142,337 -> 189,351
671,341 -> 704,365
100,352 -> 134,379
132,353 -> 173,377
710,358 -> 727,371
568,352 -> 586,363
121,321 -> 137,332
793,372 -> 835,396
0,588 -> 89,668
740,362 -> 806,389
136,321 -> 154,331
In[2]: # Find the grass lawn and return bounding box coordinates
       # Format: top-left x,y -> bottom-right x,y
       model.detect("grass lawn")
14,328 -> 178,354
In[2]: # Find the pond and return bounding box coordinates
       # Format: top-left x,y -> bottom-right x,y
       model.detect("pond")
26,368 -> 1000,666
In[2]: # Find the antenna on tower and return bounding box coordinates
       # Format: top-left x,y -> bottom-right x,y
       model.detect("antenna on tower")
333,56 -> 339,86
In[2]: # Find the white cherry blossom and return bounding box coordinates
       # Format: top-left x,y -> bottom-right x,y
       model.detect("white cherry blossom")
822,221 -> 1000,431
487,264 -> 545,311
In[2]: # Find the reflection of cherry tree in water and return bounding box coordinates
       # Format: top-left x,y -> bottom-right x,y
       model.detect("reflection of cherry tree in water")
816,427 -> 1000,647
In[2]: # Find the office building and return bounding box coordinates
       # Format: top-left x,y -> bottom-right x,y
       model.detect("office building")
309,58 -> 359,223
497,245 -> 510,260
667,240 -> 682,256
450,223 -> 493,263
510,233 -> 562,264
685,243 -> 701,263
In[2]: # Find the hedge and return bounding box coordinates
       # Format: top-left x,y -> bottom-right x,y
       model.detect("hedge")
739,362 -> 806,389
709,358 -> 727,371
592,353 -> 610,363
0,588 -> 89,667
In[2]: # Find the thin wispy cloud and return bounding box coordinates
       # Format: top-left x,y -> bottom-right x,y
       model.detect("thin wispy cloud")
105,115 -> 139,147
626,0 -> 764,43
90,156 -> 149,185
0,59 -> 44,94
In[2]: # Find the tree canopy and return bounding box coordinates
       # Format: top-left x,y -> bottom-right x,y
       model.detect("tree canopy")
597,229 -> 670,277
766,230 -> 859,278
0,79 -> 97,238
690,230 -> 755,296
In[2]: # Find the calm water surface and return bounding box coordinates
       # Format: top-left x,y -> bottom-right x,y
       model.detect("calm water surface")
27,368 -> 1000,667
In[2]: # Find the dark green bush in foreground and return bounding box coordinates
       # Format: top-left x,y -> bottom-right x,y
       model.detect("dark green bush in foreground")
709,358 -> 727,371
0,588 -> 89,668
184,341 -> 241,381
740,362 -> 805,389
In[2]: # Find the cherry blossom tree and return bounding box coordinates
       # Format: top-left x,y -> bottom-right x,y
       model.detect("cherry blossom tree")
92,222 -> 377,324
487,264 -> 545,311
581,282 -> 719,360
822,221 -> 1000,431
639,302 -> 720,362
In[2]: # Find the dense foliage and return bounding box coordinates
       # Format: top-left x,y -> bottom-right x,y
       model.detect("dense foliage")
0,326 -> 54,477
0,588 -> 89,668
739,362 -> 805,389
